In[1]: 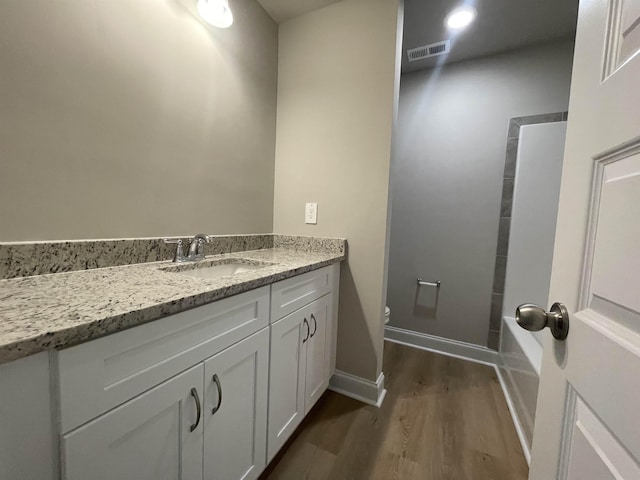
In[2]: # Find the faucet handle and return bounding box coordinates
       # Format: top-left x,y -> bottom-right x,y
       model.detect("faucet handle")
163,238 -> 183,246
163,238 -> 186,263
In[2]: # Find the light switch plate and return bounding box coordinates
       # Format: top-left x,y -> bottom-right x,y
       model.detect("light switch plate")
305,203 -> 318,224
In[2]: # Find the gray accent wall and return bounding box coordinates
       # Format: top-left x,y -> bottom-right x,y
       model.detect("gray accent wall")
387,39 -> 574,348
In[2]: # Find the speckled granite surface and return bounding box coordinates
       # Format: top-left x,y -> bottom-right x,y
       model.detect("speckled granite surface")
0,247 -> 345,364
0,234 -> 274,279
273,235 -> 347,255
0,234 -> 346,280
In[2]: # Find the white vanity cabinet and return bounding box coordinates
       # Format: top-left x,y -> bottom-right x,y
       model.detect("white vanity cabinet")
62,327 -> 271,480
55,287 -> 270,434
0,352 -> 56,480
203,327 -> 269,480
304,294 -> 331,414
0,263 -> 340,480
267,266 -> 339,461
62,364 -> 205,480
267,307 -> 309,460
56,286 -> 270,480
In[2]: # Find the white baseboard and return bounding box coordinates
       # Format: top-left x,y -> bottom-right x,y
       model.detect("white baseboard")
494,366 -> 531,465
384,326 -> 498,366
329,370 -> 387,408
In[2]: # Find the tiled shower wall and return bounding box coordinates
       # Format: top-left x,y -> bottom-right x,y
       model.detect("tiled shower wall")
487,111 -> 568,349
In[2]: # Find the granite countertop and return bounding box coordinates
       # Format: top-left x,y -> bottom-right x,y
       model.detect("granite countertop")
0,248 -> 344,364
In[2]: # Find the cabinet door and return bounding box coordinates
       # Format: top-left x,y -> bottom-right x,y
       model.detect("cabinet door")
304,295 -> 330,414
267,307 -> 308,461
203,328 -> 269,480
62,364 -> 204,480
0,352 -> 55,480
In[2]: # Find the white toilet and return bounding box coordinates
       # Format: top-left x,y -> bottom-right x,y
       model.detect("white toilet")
384,306 -> 390,325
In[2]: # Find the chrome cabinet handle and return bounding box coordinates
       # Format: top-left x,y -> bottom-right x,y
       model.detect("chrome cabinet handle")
302,318 -> 310,343
310,314 -> 317,338
211,374 -> 223,415
190,387 -> 201,432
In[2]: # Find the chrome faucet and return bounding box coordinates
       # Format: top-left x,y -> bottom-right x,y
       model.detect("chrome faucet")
188,233 -> 211,261
163,234 -> 211,263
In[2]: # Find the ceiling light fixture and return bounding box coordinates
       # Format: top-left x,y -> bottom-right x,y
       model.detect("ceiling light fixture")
445,6 -> 477,30
197,0 -> 234,28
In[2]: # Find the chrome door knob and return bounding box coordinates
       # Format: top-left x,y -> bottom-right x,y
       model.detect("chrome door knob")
516,302 -> 570,340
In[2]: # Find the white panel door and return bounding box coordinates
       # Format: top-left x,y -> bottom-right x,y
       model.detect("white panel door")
529,0 -> 640,478
62,364 -> 204,480
304,295 -> 330,414
203,328 -> 269,480
267,307 -> 308,462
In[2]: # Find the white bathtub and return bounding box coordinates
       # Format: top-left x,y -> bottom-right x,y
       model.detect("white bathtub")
497,316 -> 543,463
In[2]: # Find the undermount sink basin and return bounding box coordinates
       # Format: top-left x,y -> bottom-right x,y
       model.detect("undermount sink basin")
162,259 -> 274,280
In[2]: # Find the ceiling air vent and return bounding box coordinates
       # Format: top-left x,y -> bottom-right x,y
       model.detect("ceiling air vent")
407,40 -> 451,62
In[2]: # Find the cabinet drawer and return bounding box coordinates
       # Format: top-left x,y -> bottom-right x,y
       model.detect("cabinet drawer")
270,266 -> 333,321
56,286 -> 269,433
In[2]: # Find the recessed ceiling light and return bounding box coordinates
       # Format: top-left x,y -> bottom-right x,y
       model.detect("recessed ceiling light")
445,6 -> 477,30
197,0 -> 234,28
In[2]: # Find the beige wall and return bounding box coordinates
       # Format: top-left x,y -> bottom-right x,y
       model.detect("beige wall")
273,0 -> 401,381
0,0 -> 277,241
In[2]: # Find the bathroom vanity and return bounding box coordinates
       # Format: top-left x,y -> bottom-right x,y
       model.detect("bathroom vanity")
0,236 -> 345,480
